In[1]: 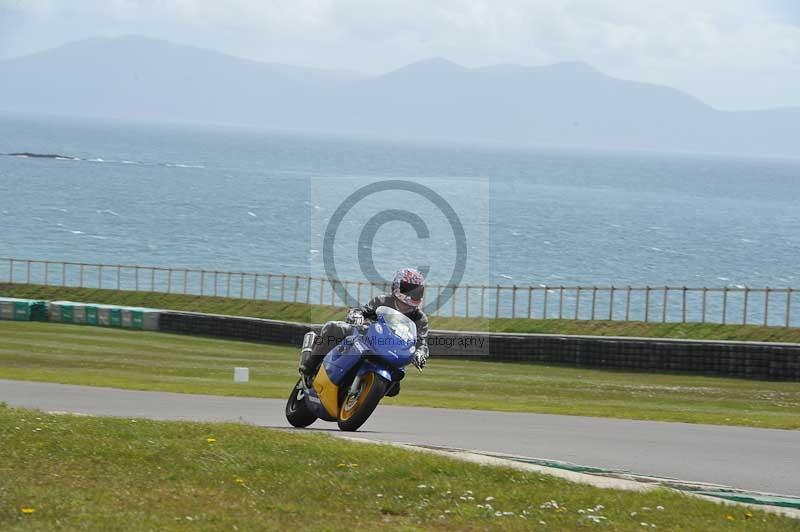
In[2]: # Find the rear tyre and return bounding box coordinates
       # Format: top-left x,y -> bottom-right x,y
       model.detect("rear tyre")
285,378 -> 317,428
337,372 -> 389,432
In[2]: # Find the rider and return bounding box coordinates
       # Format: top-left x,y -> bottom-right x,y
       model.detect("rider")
300,268 -> 430,396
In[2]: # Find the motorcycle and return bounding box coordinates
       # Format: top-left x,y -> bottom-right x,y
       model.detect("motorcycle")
285,306 -> 418,432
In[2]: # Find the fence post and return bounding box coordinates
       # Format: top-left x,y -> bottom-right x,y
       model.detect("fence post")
543,286 -> 549,319
608,286 -> 615,320
117,266 -> 121,291
184,269 -> 189,295
722,287 -> 728,324
239,273 -> 244,298
330,280 -> 336,306
645,286 -> 651,322
701,287 -> 707,323
306,276 -> 312,303
80,264 -> 85,287
99,265 -> 103,289
44,261 -> 49,286
62,262 -> 66,287
200,270 -> 204,296
662,286 -> 668,323
318,277 -> 324,305
466,285 -> 471,318
558,286 -> 564,319
213,271 -> 219,297
480,286 -> 485,317
7,258 -> 12,284
451,285 -> 457,317
356,281 -> 362,303
166,269 -> 172,293
527,286 -> 533,319
495,285 -> 500,318
743,287 -> 750,325
591,287 -> 597,320
294,275 -> 300,302
625,286 -> 632,321
252,274 -> 259,300
225,272 -> 231,298
764,287 -> 770,326
786,288 -> 793,328
682,287 -> 687,323
266,274 -> 273,300
26,260 -> 31,284
574,287 -> 580,320
151,268 -> 156,292
511,285 -> 517,318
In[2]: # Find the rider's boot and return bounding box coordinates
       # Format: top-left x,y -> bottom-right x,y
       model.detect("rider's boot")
385,381 -> 401,397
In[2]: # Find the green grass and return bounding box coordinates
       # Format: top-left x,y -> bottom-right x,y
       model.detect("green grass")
1,404 -> 797,531
4,283 -> 800,343
2,321 -> 799,429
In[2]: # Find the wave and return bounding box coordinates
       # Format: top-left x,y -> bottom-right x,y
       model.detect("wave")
7,152 -> 78,160
5,152 -> 205,169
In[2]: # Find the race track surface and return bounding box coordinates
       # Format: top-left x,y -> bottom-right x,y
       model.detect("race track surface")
1,379 -> 798,496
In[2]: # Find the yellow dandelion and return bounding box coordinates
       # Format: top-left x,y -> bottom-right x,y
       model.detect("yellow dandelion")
337,463 -> 347,467
207,437 -> 217,443
21,508 -> 35,515
726,515 -> 734,521
235,478 -> 245,484
744,511 -> 753,519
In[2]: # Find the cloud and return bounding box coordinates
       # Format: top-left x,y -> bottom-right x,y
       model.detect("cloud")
1,0 -> 798,109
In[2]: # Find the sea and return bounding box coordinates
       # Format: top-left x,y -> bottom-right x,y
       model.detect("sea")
1,111 -> 799,292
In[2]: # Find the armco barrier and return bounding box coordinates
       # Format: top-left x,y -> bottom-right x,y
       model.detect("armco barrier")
156,310 -> 800,381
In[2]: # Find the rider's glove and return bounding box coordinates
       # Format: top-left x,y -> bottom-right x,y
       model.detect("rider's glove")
412,345 -> 429,370
346,308 -> 365,326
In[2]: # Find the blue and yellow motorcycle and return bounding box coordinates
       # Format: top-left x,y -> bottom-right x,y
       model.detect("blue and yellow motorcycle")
285,306 -> 417,432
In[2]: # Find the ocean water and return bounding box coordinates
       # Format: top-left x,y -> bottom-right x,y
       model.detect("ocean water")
1,111 -> 799,293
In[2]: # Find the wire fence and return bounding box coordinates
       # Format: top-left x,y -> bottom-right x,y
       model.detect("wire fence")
1,257 -> 798,327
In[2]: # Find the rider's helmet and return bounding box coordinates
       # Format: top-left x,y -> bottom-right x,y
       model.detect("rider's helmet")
391,268 -> 425,311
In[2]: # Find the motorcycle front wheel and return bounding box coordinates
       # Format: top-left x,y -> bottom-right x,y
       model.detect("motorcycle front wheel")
337,372 -> 389,432
285,378 -> 317,428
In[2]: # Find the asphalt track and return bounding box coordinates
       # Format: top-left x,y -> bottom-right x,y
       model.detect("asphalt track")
2,379 -> 798,497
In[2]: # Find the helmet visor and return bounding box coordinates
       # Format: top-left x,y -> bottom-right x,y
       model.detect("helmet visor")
398,281 -> 424,304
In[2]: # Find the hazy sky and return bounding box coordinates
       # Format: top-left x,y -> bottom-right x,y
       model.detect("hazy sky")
1,0 -> 799,110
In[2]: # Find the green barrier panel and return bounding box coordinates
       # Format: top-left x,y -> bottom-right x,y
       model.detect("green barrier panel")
13,301 -> 31,321
97,307 -> 110,326
60,304 -> 74,323
110,308 -> 122,327
86,306 -> 99,326
131,310 -> 144,330
30,301 -> 48,321
0,298 -> 48,321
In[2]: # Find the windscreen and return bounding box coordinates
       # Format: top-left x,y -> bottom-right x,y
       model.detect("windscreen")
376,306 -> 417,343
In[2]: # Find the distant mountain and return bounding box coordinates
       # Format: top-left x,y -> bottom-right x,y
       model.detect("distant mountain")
1,35 -> 798,158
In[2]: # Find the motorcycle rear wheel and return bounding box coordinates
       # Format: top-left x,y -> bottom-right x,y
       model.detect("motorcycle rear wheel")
285,378 -> 317,428
337,372 -> 389,432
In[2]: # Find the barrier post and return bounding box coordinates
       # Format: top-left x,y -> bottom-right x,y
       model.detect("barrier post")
495,285 -> 500,318
306,275 -> 312,303
44,261 -> 49,286
543,286 -> 549,319
645,286 -> 651,323
764,287 -> 770,326
558,286 -> 564,319
682,286 -> 687,323
26,259 -> 31,284
151,268 -> 156,292
99,265 -> 103,289
574,287 -> 580,320
511,285 -> 517,318
625,286 -> 632,321
702,287 -> 707,323
280,273 -> 286,302
480,286 -> 486,317
117,265 -> 121,291
591,287 -> 597,320
662,286 -> 668,323
80,264 -> 84,287
608,286 -> 615,320
527,286 -> 533,319
451,285 -> 457,317
294,275 -> 300,302
722,287 -> 728,324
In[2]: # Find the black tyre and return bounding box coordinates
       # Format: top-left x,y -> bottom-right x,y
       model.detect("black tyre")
285,378 -> 317,428
337,372 -> 389,432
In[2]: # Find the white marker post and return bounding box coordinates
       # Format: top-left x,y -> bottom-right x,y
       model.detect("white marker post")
233,367 -> 250,383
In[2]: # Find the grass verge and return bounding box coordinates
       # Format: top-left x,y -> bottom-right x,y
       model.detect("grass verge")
0,403 -> 797,531
3,283 -> 800,343
2,322 -> 799,429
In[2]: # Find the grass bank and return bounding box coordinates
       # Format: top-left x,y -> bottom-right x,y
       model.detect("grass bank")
3,283 -> 800,343
2,322 -> 799,429
1,403 -> 796,531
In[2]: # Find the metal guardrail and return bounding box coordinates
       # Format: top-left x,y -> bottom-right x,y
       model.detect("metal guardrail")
1,257 -> 798,327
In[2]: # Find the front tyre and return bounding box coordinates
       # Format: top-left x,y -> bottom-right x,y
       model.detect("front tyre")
286,378 -> 317,428
337,372 -> 389,432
